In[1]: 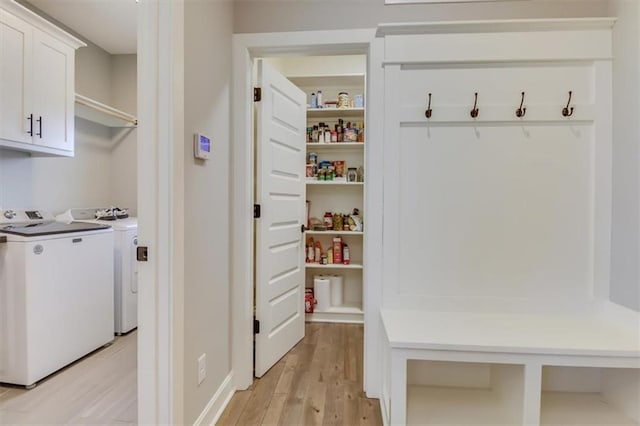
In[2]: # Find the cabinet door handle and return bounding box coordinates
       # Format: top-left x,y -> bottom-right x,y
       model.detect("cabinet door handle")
27,114 -> 33,136
36,116 -> 42,138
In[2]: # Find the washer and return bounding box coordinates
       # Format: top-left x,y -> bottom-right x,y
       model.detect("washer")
57,208 -> 138,334
0,209 -> 114,388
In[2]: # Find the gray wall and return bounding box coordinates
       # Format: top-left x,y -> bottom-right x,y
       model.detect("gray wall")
609,0 -> 640,311
234,0 -> 608,33
183,0 -> 233,423
110,54 -> 138,215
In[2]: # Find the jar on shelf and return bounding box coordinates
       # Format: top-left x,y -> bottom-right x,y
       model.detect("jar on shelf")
332,214 -> 343,231
324,212 -> 333,230
347,167 -> 357,182
337,92 -> 350,109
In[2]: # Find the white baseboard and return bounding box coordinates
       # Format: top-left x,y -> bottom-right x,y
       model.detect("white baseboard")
380,397 -> 390,426
193,371 -> 236,426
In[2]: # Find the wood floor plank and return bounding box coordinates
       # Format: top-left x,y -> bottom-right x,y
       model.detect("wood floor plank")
301,381 -> 327,426
358,396 -> 382,426
279,337 -> 318,425
0,332 -> 138,425
219,323 -> 382,426
343,384 -> 362,426
274,353 -> 299,395
344,328 -> 358,383
216,389 -> 252,425
321,383 -> 345,426
236,357 -> 287,425
260,393 -> 287,425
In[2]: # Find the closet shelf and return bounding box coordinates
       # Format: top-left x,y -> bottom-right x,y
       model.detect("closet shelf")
306,263 -> 363,270
305,230 -> 363,236
75,94 -> 138,128
307,107 -> 364,118
306,303 -> 364,324
307,181 -> 364,186
306,142 -> 364,150
288,74 -> 365,88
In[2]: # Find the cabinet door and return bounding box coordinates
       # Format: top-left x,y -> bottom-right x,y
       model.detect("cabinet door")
0,10 -> 33,144
32,29 -> 74,152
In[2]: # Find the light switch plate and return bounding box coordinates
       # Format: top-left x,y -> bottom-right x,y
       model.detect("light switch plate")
198,353 -> 206,385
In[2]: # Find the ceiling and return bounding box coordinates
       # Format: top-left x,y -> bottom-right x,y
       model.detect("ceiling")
27,0 -> 137,54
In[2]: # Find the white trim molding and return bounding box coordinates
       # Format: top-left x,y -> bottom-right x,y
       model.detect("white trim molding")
137,0 -> 185,423
231,28 -> 378,394
193,372 -> 236,426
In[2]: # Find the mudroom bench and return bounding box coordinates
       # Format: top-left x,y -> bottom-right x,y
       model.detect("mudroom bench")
380,308 -> 640,426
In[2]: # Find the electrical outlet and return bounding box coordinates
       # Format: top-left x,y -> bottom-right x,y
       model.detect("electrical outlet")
198,353 -> 206,385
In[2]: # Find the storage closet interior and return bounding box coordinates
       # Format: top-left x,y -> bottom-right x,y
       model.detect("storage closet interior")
264,55 -> 366,324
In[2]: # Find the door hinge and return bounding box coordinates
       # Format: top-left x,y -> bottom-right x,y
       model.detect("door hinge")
301,224 -> 306,233
254,87 -> 262,102
254,204 -> 261,219
254,319 -> 260,334
136,246 -> 148,262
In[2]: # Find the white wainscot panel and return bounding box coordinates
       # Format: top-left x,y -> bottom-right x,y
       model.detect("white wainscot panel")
397,124 -> 594,301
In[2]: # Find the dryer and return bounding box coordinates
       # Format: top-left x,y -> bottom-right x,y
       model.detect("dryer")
57,208 -> 138,334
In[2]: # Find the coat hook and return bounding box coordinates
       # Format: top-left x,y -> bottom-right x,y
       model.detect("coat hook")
562,91 -> 574,117
425,93 -> 433,119
516,91 -> 526,118
470,92 -> 479,118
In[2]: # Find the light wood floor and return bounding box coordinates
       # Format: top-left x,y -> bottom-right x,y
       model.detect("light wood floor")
0,331 -> 137,425
218,323 -> 382,426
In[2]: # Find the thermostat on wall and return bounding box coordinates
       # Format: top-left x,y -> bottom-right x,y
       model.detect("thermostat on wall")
194,133 -> 212,160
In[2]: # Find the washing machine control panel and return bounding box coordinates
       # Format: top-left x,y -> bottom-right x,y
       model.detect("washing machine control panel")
25,211 -> 44,220
0,210 -> 54,224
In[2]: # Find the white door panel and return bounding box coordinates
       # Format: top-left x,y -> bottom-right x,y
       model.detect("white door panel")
32,29 -> 73,151
255,59 -> 306,377
0,10 -> 32,144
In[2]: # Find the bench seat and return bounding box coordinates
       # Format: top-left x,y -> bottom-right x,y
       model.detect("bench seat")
380,308 -> 640,425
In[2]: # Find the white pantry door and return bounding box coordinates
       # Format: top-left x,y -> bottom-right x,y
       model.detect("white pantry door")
254,59 -> 306,377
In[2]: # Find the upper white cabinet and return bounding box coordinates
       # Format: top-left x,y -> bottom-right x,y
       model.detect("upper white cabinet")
0,8 -> 32,145
0,0 -> 85,157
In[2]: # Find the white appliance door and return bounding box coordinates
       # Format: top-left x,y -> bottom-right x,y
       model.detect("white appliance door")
254,59 -> 307,377
25,232 -> 114,385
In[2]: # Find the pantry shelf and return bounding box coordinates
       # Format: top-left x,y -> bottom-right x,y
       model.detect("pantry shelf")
306,303 -> 364,324
306,263 -> 363,270
288,74 -> 365,88
296,63 -> 367,326
307,107 -> 365,118
306,142 -> 364,150
305,230 -> 363,236
306,181 -> 364,186
75,94 -> 137,128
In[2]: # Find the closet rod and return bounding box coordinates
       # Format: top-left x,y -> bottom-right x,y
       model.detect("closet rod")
75,94 -> 138,126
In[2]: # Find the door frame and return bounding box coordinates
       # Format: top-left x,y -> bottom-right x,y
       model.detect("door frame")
231,29 -> 383,395
137,0 -> 185,423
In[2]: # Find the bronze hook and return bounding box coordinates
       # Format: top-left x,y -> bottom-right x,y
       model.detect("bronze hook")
516,91 -> 526,118
470,92 -> 479,118
562,91 -> 574,117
